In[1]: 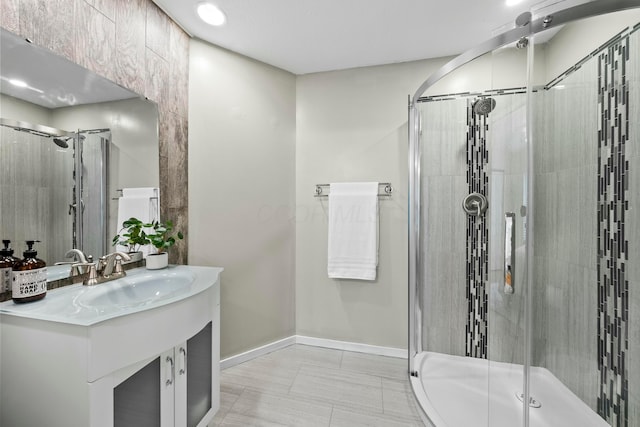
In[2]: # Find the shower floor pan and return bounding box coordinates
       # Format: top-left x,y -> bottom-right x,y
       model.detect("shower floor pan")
411,352 -> 608,427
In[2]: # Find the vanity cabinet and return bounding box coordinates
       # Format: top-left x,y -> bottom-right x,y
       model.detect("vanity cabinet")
111,323 -> 213,427
0,267 -> 221,427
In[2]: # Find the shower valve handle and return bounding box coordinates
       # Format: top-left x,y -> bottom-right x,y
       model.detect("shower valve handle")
462,193 -> 488,216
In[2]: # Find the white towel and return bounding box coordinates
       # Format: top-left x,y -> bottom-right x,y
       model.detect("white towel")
116,188 -> 160,257
122,187 -> 157,198
328,182 -> 379,280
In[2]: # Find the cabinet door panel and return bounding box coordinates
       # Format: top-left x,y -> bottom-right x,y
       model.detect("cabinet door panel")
187,321 -> 212,427
113,357 -> 161,427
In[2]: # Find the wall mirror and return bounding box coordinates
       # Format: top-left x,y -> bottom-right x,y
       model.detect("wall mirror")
0,28 -> 159,276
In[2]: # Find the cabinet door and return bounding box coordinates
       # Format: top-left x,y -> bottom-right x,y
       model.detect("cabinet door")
112,356 -> 164,427
186,321 -> 213,427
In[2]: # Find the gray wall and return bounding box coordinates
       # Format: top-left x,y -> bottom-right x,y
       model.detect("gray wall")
188,39 -> 297,359
295,60 -> 442,350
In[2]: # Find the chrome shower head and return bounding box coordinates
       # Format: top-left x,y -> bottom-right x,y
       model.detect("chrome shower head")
473,98 -> 496,116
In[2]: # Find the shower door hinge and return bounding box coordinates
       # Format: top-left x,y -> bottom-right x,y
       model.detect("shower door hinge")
410,371 -> 419,377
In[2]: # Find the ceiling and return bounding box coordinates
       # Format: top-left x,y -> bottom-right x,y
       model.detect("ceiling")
152,0 -> 548,75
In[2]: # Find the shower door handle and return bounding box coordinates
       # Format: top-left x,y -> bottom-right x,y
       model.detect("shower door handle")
504,212 -> 515,294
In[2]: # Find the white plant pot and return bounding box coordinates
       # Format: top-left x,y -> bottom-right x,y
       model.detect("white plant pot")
146,252 -> 168,270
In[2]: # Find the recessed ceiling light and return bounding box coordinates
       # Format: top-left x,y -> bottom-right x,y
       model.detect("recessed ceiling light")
197,2 -> 226,26
9,78 -> 28,88
506,0 -> 524,6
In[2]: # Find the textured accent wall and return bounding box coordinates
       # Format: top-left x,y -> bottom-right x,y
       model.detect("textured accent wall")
465,100 -> 489,359
597,35 -> 630,427
0,0 -> 190,264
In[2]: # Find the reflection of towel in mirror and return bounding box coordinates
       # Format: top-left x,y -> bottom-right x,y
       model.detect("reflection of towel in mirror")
122,187 -> 157,199
327,182 -> 378,281
116,188 -> 160,257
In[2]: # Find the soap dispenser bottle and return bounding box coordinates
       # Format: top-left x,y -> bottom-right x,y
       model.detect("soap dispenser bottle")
0,240 -> 19,293
12,240 -> 47,303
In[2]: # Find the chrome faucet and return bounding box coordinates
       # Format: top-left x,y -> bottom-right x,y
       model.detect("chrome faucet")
55,248 -> 91,266
70,262 -> 99,285
72,252 -> 132,286
65,249 -> 89,263
98,252 -> 132,278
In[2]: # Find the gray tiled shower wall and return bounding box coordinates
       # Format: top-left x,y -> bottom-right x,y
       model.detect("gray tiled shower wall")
419,94 -> 528,364
419,99 -> 469,357
531,58 -> 601,411
627,29 -> 640,426
419,28 -> 640,424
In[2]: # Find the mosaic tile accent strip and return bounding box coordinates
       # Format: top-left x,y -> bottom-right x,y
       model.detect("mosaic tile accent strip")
597,35 -> 630,427
465,99 -> 489,359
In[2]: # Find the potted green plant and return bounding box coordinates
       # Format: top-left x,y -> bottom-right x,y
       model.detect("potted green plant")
112,217 -> 150,262
144,220 -> 183,269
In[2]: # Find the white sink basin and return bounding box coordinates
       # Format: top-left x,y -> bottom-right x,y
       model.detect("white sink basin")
0,265 -> 222,326
77,269 -> 196,309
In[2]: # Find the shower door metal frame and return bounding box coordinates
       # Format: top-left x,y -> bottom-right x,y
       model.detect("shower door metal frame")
407,0 -> 640,426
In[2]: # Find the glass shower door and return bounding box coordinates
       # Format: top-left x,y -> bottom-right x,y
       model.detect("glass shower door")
485,87 -> 530,427
415,43 -> 532,427
75,129 -> 109,260
417,94 -> 490,427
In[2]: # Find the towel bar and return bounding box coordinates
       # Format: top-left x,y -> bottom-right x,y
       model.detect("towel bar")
314,183 -> 393,197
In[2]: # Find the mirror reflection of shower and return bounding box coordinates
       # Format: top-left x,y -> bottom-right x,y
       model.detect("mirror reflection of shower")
0,119 -> 108,265
52,136 -> 71,149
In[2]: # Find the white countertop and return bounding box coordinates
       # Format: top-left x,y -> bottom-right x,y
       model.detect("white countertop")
0,265 -> 222,326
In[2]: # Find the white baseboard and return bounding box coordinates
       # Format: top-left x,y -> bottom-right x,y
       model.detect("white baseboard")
220,336 -> 296,370
220,335 -> 406,370
295,335 -> 407,359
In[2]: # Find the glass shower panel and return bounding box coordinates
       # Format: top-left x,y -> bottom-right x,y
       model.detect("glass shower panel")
418,96 -> 490,427
79,130 -> 109,260
486,91 -> 529,427
481,25 -> 532,427
528,6 -> 640,427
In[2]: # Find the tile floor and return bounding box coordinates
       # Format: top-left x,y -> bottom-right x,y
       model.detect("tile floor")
209,344 -> 424,427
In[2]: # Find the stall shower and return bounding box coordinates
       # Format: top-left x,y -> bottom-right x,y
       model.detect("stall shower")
408,2 -> 640,426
